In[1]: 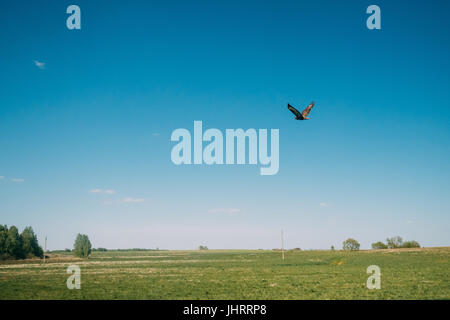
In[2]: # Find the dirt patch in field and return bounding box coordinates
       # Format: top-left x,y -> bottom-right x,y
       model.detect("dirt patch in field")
94,255 -> 172,259
368,247 -> 449,254
0,258 -> 252,270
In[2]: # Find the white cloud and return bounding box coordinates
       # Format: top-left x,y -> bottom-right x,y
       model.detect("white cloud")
11,178 -> 24,183
152,133 -> 160,136
0,176 -> 4,179
122,197 -> 145,203
210,208 -> 241,214
319,202 -> 329,207
89,189 -> 116,194
34,60 -> 45,69
100,197 -> 146,205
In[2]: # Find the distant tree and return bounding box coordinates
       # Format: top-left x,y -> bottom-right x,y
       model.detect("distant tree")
342,238 -> 360,251
0,225 -> 9,259
73,234 -> 92,258
64,248 -> 71,252
371,241 -> 388,249
331,245 -> 335,251
386,236 -> 403,249
198,245 -> 208,250
5,226 -> 24,259
21,226 -> 43,258
401,240 -> 420,248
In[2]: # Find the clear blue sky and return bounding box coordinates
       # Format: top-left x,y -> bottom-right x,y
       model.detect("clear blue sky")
0,0 -> 449,250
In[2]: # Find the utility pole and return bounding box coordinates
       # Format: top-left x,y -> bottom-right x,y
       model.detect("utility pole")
43,236 -> 47,263
281,229 -> 285,260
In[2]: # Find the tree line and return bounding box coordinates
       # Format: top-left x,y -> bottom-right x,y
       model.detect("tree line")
0,225 -> 94,260
341,236 -> 420,251
371,236 -> 420,249
0,225 -> 424,260
0,225 -> 43,260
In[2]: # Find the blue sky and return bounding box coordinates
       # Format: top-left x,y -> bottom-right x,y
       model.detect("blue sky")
0,0 -> 449,250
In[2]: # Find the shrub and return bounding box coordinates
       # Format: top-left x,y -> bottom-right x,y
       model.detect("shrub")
401,241 -> 420,248
386,236 -> 403,249
371,241 -> 388,249
342,238 -> 360,251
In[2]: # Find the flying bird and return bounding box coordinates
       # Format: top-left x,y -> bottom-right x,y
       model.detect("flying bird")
287,102 -> 315,120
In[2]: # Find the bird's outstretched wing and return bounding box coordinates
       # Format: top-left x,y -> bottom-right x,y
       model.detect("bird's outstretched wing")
288,104 -> 301,118
301,101 -> 315,118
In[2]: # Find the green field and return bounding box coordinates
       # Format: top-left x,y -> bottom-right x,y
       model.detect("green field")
0,247 -> 449,299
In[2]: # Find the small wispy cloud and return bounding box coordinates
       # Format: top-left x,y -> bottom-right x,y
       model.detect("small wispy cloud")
34,60 -> 45,69
210,208 -> 241,214
89,189 -> 116,194
101,197 -> 146,205
152,133 -> 160,137
122,197 -> 145,203
11,178 -> 24,183
406,219 -> 414,224
319,202 -> 329,207
0,176 -> 4,180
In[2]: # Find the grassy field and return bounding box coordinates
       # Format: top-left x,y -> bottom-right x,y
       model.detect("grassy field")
0,247 -> 449,299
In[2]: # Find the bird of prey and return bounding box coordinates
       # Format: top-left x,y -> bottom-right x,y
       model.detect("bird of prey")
287,102 -> 315,120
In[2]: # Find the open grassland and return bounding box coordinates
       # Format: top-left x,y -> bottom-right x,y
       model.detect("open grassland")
0,247 -> 449,299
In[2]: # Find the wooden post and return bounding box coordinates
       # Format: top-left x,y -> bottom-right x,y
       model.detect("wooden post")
281,229 -> 285,260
